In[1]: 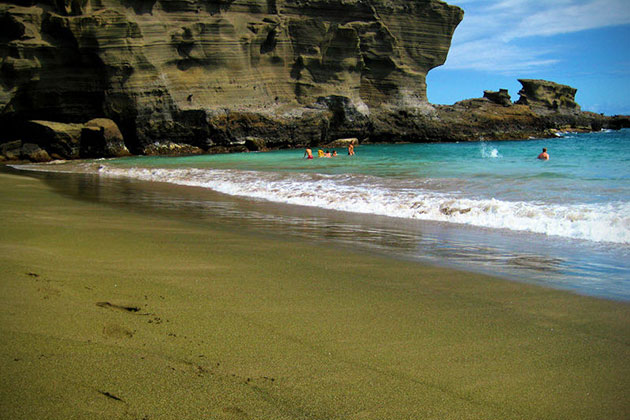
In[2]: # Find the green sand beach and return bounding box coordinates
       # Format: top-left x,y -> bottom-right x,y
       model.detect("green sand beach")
1,170 -> 629,420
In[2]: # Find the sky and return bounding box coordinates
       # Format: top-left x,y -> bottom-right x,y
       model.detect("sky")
426,0 -> 630,115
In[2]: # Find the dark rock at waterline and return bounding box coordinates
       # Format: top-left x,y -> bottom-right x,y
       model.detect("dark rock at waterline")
608,115 -> 630,130
1,140 -> 22,161
143,142 -> 204,156
23,120 -> 84,159
83,119 -> 130,158
0,118 -> 129,161
244,137 -> 268,152
20,143 -> 51,162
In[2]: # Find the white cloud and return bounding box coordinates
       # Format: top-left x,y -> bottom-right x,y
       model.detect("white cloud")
503,0 -> 630,40
445,39 -> 559,73
443,0 -> 630,72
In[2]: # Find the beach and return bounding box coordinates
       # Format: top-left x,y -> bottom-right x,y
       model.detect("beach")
1,169 -> 629,419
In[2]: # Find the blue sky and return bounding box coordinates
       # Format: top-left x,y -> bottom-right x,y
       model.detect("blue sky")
427,0 -> 630,115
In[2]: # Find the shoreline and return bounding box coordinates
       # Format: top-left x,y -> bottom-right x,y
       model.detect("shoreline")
3,120 -> 629,164
1,170 -> 629,419
7,138 -> 630,302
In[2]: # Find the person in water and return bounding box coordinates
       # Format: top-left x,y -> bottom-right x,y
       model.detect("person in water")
304,148 -> 313,159
324,150 -> 331,158
317,149 -> 325,158
537,147 -> 549,160
348,143 -> 355,156
332,150 -> 337,157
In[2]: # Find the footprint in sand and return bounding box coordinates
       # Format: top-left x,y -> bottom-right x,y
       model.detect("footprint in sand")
26,272 -> 62,299
102,323 -> 134,339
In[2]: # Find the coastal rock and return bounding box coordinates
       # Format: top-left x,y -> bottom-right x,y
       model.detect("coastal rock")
0,1 -> 626,157
244,137 -> 267,152
9,118 -> 129,160
366,99 -> 549,143
326,137 -> 358,148
608,115 -> 630,130
83,118 -> 130,157
483,89 -> 512,107
143,142 -> 204,156
20,142 -> 51,162
516,79 -> 580,112
1,140 -> 22,160
24,120 -> 84,159
0,0 -> 463,152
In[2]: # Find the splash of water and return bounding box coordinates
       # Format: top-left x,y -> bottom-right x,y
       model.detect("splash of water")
480,142 -> 501,159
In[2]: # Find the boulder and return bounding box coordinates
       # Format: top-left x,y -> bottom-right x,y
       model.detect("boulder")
23,120 -> 84,159
20,143 -> 51,162
1,140 -> 22,160
83,118 -> 130,157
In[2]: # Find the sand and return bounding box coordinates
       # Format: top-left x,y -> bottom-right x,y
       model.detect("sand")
1,170 -> 629,420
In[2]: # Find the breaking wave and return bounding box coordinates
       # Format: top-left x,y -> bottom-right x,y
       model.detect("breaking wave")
95,165 -> 630,245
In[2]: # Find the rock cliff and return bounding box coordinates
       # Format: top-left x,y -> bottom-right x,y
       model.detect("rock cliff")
0,0 -> 463,156
0,1 -> 627,161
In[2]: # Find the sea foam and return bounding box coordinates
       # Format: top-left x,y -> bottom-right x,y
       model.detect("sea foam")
96,165 -> 630,245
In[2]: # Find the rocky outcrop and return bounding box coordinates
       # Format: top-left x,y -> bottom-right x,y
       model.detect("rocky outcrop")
0,140 -> 51,162
24,121 -> 85,159
483,89 -> 511,107
18,118 -> 128,160
0,2 -> 627,162
516,79 -> 580,112
0,140 -> 24,161
0,0 -> 463,155
20,142 -> 51,162
83,118 -> 130,158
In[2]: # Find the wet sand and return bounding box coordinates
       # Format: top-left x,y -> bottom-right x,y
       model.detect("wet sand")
1,170 -> 629,419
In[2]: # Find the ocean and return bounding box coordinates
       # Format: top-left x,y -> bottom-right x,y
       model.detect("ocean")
13,128 -> 630,300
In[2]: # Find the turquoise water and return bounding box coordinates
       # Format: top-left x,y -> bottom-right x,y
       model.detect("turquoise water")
16,129 -> 630,300
110,129 -> 630,205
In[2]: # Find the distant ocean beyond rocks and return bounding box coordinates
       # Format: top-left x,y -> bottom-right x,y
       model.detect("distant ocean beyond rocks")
0,0 -> 628,162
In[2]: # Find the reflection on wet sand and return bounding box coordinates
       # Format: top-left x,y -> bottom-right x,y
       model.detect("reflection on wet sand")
6,165 -> 629,300
508,255 -> 564,271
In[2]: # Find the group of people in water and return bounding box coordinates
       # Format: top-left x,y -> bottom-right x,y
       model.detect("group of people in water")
304,143 -> 354,160
305,144 -> 549,160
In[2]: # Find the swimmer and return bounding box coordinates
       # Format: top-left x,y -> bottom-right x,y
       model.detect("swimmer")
324,150 -> 331,158
304,148 -> 313,159
348,143 -> 355,156
332,150 -> 337,157
318,149 -> 325,158
537,147 -> 549,160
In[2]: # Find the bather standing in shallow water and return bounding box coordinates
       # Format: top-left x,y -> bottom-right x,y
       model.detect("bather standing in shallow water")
537,148 -> 549,160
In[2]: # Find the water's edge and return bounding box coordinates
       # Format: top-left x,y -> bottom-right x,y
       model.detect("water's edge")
5,164 -> 629,301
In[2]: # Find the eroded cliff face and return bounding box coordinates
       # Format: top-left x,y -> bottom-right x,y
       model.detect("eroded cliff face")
516,79 -> 580,112
0,0 -> 463,155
